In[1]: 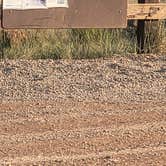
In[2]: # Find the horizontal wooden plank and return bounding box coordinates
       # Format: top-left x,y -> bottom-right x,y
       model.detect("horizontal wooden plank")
128,3 -> 166,20
2,0 -> 127,29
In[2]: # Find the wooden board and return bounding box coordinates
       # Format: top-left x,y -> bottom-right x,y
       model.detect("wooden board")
2,0 -> 127,29
128,3 -> 166,20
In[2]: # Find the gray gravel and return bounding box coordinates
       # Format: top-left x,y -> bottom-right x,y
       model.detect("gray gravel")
0,54 -> 166,103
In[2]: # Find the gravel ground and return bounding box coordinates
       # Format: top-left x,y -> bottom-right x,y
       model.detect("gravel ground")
0,54 -> 166,165
0,54 -> 166,103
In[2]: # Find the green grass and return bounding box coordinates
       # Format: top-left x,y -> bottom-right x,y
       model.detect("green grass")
0,0 -> 166,59
1,22 -> 165,60
1,28 -> 134,59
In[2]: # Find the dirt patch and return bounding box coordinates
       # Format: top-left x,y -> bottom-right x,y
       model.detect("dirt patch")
0,54 -> 166,165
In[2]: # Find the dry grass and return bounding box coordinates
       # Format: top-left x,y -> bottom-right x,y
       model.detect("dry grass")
0,0 -> 166,59
0,28 -> 136,59
1,22 -> 165,60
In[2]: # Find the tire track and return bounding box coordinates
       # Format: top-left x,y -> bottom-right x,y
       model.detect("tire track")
0,100 -> 165,164
0,121 -> 165,159
1,146 -> 166,165
0,101 -> 165,135
0,121 -> 165,144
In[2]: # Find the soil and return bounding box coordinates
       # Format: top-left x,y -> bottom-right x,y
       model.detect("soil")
0,54 -> 166,165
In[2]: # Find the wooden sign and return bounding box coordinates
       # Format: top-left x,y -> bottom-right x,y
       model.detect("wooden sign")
2,0 -> 127,28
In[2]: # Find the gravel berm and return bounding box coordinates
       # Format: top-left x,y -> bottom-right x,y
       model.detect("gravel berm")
0,54 -> 166,103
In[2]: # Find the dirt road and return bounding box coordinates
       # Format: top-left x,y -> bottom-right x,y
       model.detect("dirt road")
0,54 -> 166,165
0,100 -> 165,165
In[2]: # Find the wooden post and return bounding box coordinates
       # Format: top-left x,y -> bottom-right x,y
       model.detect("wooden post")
137,0 -> 145,54
137,0 -> 160,54
0,11 -> 1,25
0,1 -> 2,59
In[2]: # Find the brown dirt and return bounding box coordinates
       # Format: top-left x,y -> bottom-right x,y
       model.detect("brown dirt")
0,54 -> 166,165
0,100 -> 165,165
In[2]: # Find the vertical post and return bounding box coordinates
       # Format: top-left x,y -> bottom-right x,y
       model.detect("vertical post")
137,0 -> 160,54
0,1 -> 3,59
137,0 -> 145,54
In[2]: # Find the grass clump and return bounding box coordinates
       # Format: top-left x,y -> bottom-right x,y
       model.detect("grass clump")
1,27 -> 137,59
0,21 -> 165,59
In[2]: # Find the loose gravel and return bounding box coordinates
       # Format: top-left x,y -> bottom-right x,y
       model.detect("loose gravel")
0,54 -> 166,103
0,54 -> 166,165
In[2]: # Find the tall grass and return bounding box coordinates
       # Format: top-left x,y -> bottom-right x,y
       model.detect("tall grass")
0,22 -> 165,60
0,27 -> 138,59
0,0 -> 166,59
143,21 -> 166,53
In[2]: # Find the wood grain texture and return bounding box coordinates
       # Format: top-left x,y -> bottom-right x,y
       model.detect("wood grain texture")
128,3 -> 166,20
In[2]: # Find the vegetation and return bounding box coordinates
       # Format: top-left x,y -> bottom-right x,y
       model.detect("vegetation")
0,21 -> 165,59
0,0 -> 166,59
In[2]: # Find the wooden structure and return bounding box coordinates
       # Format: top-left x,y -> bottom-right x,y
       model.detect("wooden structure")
0,0 -> 166,28
2,0 -> 127,28
128,2 -> 166,20
0,0 -> 166,53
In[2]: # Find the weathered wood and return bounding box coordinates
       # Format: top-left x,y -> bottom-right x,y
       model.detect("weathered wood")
137,0 -> 146,53
0,1 -> 2,29
144,0 -> 161,53
137,0 -> 161,54
128,3 -> 166,20
1,1 -> 166,29
2,0 -> 127,29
